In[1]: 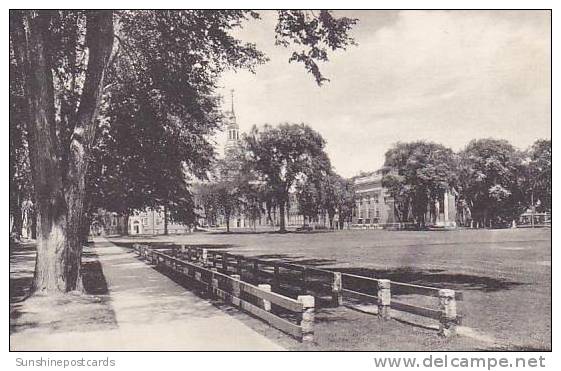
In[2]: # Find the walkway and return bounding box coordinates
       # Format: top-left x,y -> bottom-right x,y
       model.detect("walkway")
10,238 -> 284,351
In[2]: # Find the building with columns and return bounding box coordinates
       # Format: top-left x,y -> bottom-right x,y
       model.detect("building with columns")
350,170 -> 457,229
351,171 -> 395,228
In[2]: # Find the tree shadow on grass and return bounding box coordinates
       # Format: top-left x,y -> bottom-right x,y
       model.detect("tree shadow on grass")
333,267 -> 525,293
250,254 -> 338,267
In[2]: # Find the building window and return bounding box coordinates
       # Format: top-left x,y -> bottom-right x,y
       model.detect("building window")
142,218 -> 148,226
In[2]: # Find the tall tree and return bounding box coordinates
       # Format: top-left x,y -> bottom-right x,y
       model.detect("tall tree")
458,138 -> 526,228
382,141 -> 457,228
244,123 -> 331,232
11,10 -> 114,292
526,139 -> 551,213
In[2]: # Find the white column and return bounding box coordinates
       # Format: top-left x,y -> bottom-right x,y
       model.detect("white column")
443,192 -> 449,223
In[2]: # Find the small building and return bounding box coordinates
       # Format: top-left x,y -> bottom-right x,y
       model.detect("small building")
128,209 -> 192,235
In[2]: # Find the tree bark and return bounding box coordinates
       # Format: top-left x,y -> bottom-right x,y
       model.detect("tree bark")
64,11 -> 114,291
11,10 -> 114,294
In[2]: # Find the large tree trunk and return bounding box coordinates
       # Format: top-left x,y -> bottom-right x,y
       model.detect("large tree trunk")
11,10 -> 114,294
64,11 -> 114,291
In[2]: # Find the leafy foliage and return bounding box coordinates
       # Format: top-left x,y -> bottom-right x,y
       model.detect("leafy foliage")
382,141 -> 457,226
275,10 -> 358,85
244,123 -> 331,231
526,139 -> 551,212
458,138 -> 526,227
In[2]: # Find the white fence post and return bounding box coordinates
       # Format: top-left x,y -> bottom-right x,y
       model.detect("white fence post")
258,284 -> 272,311
332,272 -> 343,307
377,279 -> 391,320
438,289 -> 457,337
211,268 -> 218,297
231,274 -> 241,307
202,248 -> 208,267
298,295 -> 315,343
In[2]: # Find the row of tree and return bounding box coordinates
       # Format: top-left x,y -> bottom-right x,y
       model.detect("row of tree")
382,138 -> 551,228
9,10 -> 357,294
196,123 -> 357,233
194,133 -> 551,233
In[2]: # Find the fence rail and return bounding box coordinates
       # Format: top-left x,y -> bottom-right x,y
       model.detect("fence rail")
174,245 -> 462,337
133,244 -> 315,342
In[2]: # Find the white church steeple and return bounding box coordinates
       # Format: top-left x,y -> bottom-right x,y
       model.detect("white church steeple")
225,89 -> 240,156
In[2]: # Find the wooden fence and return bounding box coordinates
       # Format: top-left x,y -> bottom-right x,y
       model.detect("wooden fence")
164,245 -> 462,337
134,244 -> 315,342
340,272 -> 462,337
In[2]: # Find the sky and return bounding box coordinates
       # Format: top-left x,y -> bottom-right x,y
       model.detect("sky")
216,10 -> 551,178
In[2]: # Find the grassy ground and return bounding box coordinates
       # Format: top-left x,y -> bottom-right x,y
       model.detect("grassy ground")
10,228 -> 550,350
111,228 -> 551,350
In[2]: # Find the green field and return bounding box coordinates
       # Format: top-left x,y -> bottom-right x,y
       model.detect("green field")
113,228 -> 551,350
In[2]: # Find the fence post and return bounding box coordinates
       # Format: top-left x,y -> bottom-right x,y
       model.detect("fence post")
202,248 -> 209,267
298,295 -> 315,343
236,257 -> 243,276
273,264 -> 280,290
332,272 -> 343,307
211,268 -> 218,298
211,252 -> 217,268
231,274 -> 241,307
253,261 -> 259,278
301,268 -> 308,295
377,279 -> 391,320
438,289 -> 457,337
258,284 -> 271,311
223,254 -> 228,270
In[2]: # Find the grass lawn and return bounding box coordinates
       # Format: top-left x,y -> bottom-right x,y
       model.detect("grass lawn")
111,228 -> 551,350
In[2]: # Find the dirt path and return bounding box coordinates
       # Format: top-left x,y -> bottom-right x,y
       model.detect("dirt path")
11,238 -> 284,351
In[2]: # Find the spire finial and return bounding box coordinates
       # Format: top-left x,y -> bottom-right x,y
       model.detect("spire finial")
230,89 -> 235,114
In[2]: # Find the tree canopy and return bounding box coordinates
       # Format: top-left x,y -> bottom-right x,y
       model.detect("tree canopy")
382,141 -> 457,226
244,123 -> 331,232
458,138 -> 526,227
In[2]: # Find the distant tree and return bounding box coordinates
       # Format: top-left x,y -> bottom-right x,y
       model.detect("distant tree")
382,141 -> 457,228
336,178 -> 356,229
296,180 -> 322,227
314,173 -> 353,229
526,139 -> 551,213
458,138 -> 526,228
244,123 -> 331,232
